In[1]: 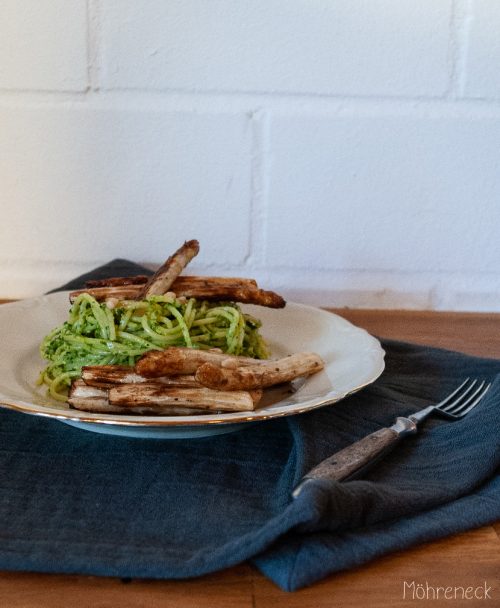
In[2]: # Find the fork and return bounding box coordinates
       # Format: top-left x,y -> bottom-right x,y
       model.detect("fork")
292,378 -> 491,498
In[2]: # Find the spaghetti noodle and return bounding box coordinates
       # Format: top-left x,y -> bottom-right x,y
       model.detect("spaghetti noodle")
38,293 -> 269,401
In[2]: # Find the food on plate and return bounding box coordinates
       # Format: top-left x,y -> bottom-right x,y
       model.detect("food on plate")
194,352 -> 325,391
69,275 -> 286,308
69,379 -> 260,413
68,380 -> 207,415
85,275 -> 151,288
39,292 -> 269,401
137,239 -> 200,298
81,364 -> 201,388
135,346 -> 266,377
108,384 -> 259,411
63,347 -> 323,415
38,239 -> 325,414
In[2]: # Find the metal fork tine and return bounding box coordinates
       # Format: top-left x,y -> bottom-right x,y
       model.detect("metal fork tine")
440,379 -> 478,413
437,378 -> 475,411
445,380 -> 486,415
440,381 -> 484,415
448,382 -> 491,417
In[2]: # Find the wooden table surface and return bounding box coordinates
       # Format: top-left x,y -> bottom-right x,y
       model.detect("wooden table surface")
0,305 -> 499,607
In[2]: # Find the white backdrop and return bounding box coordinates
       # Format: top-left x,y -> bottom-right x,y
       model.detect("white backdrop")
1,0 -> 500,310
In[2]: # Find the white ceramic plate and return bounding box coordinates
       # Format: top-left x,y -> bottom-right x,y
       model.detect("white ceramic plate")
0,292 -> 385,439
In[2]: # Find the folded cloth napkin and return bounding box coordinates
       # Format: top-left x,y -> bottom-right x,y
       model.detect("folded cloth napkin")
0,260 -> 499,591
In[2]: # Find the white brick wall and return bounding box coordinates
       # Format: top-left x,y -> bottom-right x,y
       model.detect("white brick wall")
1,0 -> 500,311
0,0 -> 88,91
99,0 -> 452,97
266,112 -> 500,273
0,103 -> 252,267
464,0 -> 500,99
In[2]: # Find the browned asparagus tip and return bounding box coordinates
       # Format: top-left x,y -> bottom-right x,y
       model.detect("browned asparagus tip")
138,239 -> 200,298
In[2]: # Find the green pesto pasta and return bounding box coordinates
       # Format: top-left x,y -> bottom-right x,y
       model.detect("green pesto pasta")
38,293 -> 269,401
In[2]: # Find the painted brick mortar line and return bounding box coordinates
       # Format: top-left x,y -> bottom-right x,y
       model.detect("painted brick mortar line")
2,90 -> 500,117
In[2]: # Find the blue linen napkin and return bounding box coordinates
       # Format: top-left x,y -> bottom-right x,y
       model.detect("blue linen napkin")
0,260 -> 498,591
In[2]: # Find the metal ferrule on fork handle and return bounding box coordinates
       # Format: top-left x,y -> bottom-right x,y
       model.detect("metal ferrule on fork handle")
391,416 -> 419,436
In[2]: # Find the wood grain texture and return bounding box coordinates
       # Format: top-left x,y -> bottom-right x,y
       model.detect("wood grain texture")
493,521 -> 500,540
0,566 -> 255,608
331,308 -> 500,358
252,527 -> 500,608
0,302 -> 499,606
304,426 -> 400,482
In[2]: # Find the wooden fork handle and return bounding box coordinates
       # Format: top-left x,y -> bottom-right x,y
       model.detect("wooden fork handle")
293,417 -> 418,498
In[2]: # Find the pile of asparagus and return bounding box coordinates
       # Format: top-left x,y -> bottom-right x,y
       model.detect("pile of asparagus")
69,347 -> 324,415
